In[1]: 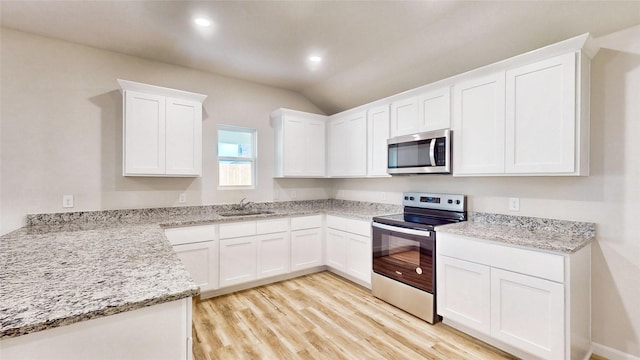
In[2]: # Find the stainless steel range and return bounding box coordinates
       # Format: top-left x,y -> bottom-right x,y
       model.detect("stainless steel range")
371,192 -> 466,323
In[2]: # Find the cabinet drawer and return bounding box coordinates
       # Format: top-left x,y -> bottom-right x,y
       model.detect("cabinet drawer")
257,218 -> 289,235
346,219 -> 371,237
437,233 -> 564,283
219,221 -> 257,239
164,224 -> 216,245
291,215 -> 323,230
326,215 -> 348,231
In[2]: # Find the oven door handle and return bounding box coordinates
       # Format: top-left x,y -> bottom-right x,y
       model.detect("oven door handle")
372,222 -> 431,237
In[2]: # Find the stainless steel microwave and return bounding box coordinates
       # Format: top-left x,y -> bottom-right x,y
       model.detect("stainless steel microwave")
387,129 -> 451,175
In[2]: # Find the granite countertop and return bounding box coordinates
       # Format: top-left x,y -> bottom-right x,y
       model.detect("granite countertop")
0,199 -> 401,339
435,212 -> 596,254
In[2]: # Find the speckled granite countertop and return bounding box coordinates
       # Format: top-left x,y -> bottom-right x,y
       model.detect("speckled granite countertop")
0,199 -> 401,339
435,212 -> 595,254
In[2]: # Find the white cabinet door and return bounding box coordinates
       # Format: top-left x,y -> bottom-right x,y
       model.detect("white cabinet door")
347,111 -> 368,176
367,104 -> 390,176
346,233 -> 371,285
328,111 -> 367,177
306,118 -> 326,177
418,87 -> 451,132
256,232 -> 290,279
282,115 -> 306,177
290,228 -> 323,271
506,52 -> 576,174
219,236 -> 256,287
437,255 -> 491,335
325,228 -> 347,272
390,97 -> 419,137
328,117 -> 348,176
490,268 -> 565,360
165,97 -> 202,176
124,90 -> 166,175
453,73 -> 506,175
173,241 -> 218,292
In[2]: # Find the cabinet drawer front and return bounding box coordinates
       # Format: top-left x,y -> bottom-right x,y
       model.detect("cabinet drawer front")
438,233 -> 564,283
346,219 -> 371,237
164,224 -> 216,245
291,215 -> 323,230
219,221 -> 257,239
326,215 -> 348,231
256,218 -> 289,235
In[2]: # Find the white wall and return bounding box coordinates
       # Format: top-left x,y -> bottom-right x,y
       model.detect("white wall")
0,28 -> 329,234
331,48 -> 640,357
2,25 -> 639,358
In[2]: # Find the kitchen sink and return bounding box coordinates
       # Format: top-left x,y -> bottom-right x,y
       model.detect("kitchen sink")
217,210 -> 276,217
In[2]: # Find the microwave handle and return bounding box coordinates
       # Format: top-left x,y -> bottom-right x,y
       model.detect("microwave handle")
429,138 -> 436,166
372,222 -> 431,237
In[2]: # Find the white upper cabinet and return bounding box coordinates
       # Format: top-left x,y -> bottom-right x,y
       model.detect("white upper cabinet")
505,52 -> 579,174
418,87 -> 451,132
389,97 -> 419,137
389,86 -> 451,138
367,104 -> 391,177
453,35 -> 594,176
118,79 -> 206,177
453,73 -> 507,175
272,108 -> 327,177
328,111 -> 367,177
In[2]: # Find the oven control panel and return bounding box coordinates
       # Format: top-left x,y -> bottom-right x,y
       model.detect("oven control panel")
402,192 -> 466,212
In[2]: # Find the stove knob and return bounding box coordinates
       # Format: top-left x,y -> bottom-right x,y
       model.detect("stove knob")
409,197 -> 414,201
456,200 -> 461,205
447,199 -> 453,204
404,196 -> 409,200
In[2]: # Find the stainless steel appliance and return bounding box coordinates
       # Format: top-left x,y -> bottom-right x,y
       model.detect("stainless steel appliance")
371,192 -> 466,323
387,129 -> 451,175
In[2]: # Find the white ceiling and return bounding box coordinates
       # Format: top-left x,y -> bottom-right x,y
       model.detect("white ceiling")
2,1 -> 640,114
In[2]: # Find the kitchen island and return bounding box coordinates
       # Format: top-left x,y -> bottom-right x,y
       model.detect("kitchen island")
0,199 -> 401,359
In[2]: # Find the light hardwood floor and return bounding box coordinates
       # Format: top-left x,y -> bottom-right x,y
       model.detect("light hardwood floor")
192,271 -> 519,360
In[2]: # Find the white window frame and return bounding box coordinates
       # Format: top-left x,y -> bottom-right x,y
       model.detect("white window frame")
217,125 -> 257,190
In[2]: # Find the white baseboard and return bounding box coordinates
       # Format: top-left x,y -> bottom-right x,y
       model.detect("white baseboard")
592,342 -> 640,360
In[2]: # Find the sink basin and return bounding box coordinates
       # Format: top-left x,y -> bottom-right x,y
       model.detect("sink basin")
217,210 -> 275,217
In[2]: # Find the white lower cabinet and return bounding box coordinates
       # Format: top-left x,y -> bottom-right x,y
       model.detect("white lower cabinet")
490,268 -> 564,359
437,255 -> 491,334
256,231 -> 290,279
345,232 -> 371,284
325,228 -> 348,272
165,224 -> 218,292
290,215 -> 324,271
437,232 -> 591,360
325,215 -> 372,287
290,228 -> 323,271
219,236 -> 257,287
172,241 -> 219,292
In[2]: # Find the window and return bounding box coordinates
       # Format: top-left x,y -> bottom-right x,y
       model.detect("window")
217,125 -> 257,188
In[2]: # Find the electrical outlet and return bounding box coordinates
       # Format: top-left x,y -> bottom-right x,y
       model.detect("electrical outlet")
381,192 -> 386,201
509,197 -> 520,212
291,190 -> 297,199
62,195 -> 74,208
179,193 -> 187,204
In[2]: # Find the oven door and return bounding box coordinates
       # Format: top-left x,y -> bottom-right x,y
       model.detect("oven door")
372,222 -> 435,293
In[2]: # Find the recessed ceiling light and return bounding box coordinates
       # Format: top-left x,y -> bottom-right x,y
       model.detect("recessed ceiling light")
194,18 -> 212,27
309,56 -> 322,63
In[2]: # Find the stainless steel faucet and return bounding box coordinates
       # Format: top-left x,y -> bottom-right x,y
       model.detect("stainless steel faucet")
238,198 -> 253,210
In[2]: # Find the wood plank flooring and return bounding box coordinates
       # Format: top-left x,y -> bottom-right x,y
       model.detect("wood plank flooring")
192,271 -> 519,360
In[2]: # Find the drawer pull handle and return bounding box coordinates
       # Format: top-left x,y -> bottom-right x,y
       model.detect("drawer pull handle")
395,271 -> 403,275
